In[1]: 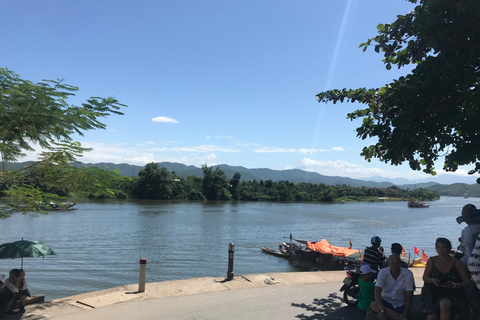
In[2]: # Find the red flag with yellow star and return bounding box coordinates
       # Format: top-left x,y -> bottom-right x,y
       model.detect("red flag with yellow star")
422,250 -> 428,262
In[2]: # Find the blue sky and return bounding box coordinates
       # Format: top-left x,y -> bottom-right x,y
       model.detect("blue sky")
1,1 -> 475,184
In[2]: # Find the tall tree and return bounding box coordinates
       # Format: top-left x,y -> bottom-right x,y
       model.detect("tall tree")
131,163 -> 182,199
316,0 -> 480,176
0,68 -> 127,216
228,172 -> 242,200
201,165 -> 231,200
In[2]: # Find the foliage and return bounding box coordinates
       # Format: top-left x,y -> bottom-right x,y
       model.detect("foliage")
0,68 -> 126,217
228,172 -> 242,200
316,0 -> 480,175
130,163 -> 183,199
201,165 -> 231,200
428,183 -> 480,197
124,165 -> 439,202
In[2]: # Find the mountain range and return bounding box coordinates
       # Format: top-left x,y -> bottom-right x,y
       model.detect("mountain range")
74,162 -> 441,189
7,161 -> 480,196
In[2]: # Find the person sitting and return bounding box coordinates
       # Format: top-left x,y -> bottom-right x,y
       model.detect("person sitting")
358,264 -> 376,320
457,204 -> 480,266
383,243 -> 409,269
0,268 -> 30,314
363,236 -> 385,272
370,254 -> 415,320
421,237 -> 471,319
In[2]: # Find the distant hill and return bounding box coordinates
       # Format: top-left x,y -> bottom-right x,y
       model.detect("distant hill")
11,161 -> 478,195
428,183 -> 480,198
63,161 -> 424,189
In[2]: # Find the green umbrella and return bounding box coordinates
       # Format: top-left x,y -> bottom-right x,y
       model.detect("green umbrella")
0,238 -> 56,268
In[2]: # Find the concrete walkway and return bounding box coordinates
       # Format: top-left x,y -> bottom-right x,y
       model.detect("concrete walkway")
18,269 -> 427,320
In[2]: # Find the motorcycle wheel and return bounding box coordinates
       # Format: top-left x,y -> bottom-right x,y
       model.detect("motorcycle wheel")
343,284 -> 359,306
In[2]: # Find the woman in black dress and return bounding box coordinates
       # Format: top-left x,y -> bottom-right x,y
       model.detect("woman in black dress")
421,237 -> 471,319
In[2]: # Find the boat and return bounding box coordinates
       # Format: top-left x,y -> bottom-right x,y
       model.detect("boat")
409,258 -> 426,268
40,202 -> 77,211
260,246 -> 290,258
282,239 -> 363,271
408,200 -> 429,208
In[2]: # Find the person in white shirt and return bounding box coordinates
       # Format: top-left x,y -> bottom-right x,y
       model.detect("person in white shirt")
0,268 -> 30,315
456,204 -> 480,266
370,254 -> 415,320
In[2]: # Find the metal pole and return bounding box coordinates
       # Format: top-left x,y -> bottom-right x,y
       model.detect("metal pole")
139,258 -> 146,292
227,243 -> 235,281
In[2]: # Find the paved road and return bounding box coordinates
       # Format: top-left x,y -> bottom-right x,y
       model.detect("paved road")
22,270 -> 428,320
52,282 -> 356,320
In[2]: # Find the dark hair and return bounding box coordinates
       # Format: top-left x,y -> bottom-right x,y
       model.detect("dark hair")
391,243 -> 403,255
9,269 -> 22,277
435,237 -> 452,251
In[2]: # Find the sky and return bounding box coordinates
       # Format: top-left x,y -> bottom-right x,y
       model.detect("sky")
1,0 -> 477,184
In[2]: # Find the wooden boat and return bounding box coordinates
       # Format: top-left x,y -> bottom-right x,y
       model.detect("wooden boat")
40,202 -> 77,211
260,246 -> 290,258
282,240 -> 362,271
409,258 -> 426,268
408,200 -> 429,208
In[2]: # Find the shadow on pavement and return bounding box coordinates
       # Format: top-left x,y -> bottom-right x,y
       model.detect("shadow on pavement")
292,292 -> 360,320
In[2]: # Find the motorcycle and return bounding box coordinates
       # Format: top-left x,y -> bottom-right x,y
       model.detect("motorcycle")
340,269 -> 360,306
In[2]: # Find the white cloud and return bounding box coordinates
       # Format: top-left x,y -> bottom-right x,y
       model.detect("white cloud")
205,135 -> 234,140
80,142 -> 155,165
204,154 -> 217,161
236,141 -> 260,148
169,145 -> 240,153
254,147 -> 344,154
296,158 -> 476,182
160,155 -> 218,167
137,141 -> 155,146
298,148 -> 328,154
435,168 -> 470,177
253,147 -> 297,153
83,152 -> 156,165
297,158 -> 403,179
152,116 -> 179,123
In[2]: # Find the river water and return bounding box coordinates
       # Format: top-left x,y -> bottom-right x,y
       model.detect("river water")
0,197 -> 472,300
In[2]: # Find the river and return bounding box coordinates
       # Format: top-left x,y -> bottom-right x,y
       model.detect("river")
0,197 -> 472,300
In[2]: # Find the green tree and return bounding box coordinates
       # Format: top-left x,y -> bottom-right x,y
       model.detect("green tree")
131,163 -> 181,199
184,175 -> 205,200
228,171 -> 242,200
316,0 -> 480,175
201,165 -> 231,200
0,68 -> 126,216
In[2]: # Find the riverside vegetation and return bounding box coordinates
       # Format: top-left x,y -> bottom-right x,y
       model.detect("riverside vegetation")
1,162 -> 439,205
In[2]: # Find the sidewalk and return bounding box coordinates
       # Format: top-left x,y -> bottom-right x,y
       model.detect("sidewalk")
20,269 -> 426,320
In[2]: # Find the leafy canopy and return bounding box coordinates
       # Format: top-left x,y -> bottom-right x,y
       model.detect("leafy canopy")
316,0 -> 480,175
0,67 -> 127,216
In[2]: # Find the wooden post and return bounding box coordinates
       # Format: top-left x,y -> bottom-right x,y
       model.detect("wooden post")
227,243 -> 235,281
139,258 -> 146,292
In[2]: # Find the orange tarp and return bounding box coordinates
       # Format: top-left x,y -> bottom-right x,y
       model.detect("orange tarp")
306,239 -> 361,258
